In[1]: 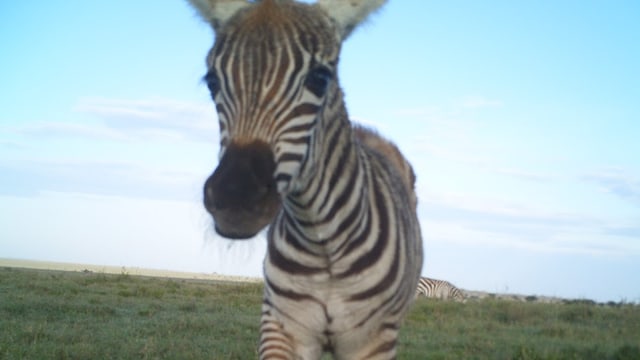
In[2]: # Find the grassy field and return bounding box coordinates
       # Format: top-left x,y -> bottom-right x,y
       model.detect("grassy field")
1,266 -> 638,359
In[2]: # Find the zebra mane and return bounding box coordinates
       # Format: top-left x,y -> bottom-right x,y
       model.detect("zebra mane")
353,124 -> 418,209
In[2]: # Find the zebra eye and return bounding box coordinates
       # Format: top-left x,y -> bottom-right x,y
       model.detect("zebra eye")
305,66 -> 333,98
204,70 -> 219,97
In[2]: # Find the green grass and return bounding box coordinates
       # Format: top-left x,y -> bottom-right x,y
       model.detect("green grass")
1,267 -> 638,359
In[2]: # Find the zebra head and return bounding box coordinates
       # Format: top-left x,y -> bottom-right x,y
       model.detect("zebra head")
189,0 -> 386,239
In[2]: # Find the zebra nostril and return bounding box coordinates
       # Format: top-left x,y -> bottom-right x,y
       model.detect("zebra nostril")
203,178 -> 218,210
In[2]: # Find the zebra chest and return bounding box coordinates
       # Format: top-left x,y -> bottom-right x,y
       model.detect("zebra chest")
266,270 -> 376,329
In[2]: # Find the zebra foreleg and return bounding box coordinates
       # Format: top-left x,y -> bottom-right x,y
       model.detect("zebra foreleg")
332,325 -> 399,360
258,309 -> 323,360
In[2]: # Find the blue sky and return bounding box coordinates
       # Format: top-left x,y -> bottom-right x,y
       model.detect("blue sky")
1,1 -> 639,302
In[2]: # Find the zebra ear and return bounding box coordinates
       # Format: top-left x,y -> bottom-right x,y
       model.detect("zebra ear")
317,0 -> 387,39
187,0 -> 252,31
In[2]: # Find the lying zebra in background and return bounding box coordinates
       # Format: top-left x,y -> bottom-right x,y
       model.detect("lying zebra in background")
416,277 -> 466,302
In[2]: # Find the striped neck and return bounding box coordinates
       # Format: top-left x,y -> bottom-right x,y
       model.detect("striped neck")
277,88 -> 367,248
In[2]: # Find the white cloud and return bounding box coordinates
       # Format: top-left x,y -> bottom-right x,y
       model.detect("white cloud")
74,97 -> 213,121
417,189 -> 640,256
423,190 -> 593,225
460,96 -> 504,109
0,139 -> 26,150
349,102 -> 639,258
14,122 -> 131,141
583,168 -> 640,206
0,157 -> 208,201
4,97 -> 220,145
350,107 -> 628,256
74,97 -> 218,143
493,167 -> 557,182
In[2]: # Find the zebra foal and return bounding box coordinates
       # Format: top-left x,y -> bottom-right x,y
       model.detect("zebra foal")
187,0 -> 423,358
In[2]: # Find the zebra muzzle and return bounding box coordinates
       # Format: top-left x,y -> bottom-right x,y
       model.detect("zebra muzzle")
203,140 -> 281,239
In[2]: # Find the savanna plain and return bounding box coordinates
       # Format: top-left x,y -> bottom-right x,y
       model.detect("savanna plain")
1,266 -> 639,359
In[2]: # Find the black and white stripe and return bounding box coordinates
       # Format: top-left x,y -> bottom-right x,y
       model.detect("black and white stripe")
416,277 -> 466,302
189,1 -> 422,359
